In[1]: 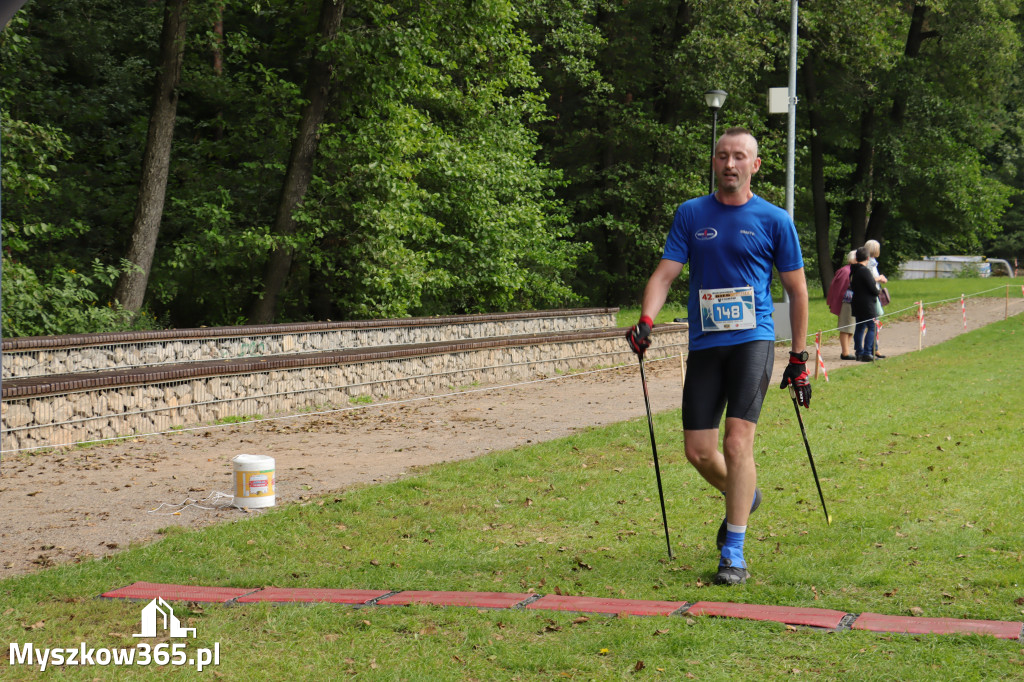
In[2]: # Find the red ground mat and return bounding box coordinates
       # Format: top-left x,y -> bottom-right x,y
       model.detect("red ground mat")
687,601 -> 848,629
852,612 -> 1023,640
237,588 -> 391,604
101,581 -> 254,603
525,595 -> 687,617
375,591 -> 533,609
98,582 -> 1022,640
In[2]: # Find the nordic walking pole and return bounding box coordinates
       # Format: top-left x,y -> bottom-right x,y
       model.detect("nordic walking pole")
789,386 -> 832,526
638,355 -> 673,559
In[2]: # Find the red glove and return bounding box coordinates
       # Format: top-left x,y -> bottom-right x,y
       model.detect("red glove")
780,352 -> 811,408
625,316 -> 653,356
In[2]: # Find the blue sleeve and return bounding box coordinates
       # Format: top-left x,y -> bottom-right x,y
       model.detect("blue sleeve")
773,214 -> 804,273
661,205 -> 688,264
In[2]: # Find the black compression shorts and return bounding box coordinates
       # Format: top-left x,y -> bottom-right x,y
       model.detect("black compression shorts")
682,340 -> 775,430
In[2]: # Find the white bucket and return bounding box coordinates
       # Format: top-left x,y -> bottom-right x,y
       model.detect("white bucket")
232,454 -> 275,508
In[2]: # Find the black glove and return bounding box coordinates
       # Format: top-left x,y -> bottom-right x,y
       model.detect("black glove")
780,355 -> 811,408
625,316 -> 653,356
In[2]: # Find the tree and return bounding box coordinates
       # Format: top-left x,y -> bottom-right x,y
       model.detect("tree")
113,0 -> 189,313
1,5 -> 151,335
802,1 -> 1021,294
520,0 -> 791,305
247,0 -> 345,324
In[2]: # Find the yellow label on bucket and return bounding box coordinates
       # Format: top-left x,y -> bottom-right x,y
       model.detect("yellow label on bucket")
236,469 -> 274,498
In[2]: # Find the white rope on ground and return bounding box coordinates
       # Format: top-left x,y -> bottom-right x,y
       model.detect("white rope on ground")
146,491 -> 238,515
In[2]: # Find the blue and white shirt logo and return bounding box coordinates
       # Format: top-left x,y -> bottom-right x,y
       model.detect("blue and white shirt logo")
695,227 -> 718,241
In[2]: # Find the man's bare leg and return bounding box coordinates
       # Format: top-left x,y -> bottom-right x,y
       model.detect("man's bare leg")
685,418 -> 758,583
721,417 -> 757,527
684,418 -> 757,525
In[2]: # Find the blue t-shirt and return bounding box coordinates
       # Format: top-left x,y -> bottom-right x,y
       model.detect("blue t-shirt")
662,194 -> 804,351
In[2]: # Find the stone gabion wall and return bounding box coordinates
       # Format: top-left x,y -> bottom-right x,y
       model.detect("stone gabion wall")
1,330 -> 687,453
2,311 -> 619,379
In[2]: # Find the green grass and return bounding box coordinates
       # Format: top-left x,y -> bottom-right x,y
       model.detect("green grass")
3,312 -> 1024,679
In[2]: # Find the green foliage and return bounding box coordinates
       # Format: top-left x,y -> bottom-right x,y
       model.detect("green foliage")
2,0 -> 1022,333
802,1 -> 1022,270
242,0 -> 582,319
521,0 -> 795,305
1,2 -> 160,336
1,259 -> 144,337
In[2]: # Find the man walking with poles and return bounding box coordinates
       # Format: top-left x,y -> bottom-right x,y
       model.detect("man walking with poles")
626,127 -> 811,585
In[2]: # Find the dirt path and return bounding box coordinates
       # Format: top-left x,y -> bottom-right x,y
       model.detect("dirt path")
0,299 -> 1017,577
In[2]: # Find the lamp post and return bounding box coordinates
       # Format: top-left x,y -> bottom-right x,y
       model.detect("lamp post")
704,89 -> 727,195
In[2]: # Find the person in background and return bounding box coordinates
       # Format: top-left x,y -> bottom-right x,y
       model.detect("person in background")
826,250 -> 858,360
864,240 -> 888,358
624,127 -> 810,586
850,246 -> 880,362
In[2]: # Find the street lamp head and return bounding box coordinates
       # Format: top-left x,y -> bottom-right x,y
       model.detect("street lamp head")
704,89 -> 727,111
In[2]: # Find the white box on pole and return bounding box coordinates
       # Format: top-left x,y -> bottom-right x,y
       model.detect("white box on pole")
768,87 -> 788,114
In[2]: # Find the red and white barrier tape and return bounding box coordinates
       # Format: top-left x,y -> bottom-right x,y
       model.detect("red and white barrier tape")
814,331 -> 829,382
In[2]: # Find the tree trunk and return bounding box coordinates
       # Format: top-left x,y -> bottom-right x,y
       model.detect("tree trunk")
803,56 -> 834,296
248,0 -> 346,324
863,4 -> 937,243
841,107 -> 875,258
113,0 -> 188,313
856,4 -> 938,250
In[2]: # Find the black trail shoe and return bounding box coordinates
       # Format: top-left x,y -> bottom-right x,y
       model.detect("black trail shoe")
714,558 -> 750,585
716,487 -> 762,551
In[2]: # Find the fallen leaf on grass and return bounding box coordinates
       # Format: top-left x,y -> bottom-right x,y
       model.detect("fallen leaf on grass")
634,661 -> 645,672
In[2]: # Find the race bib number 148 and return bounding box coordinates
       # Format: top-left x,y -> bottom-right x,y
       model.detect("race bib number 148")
699,286 -> 756,331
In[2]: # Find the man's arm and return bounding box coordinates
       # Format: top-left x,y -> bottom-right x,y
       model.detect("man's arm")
640,259 -> 685,322
779,267 -> 808,353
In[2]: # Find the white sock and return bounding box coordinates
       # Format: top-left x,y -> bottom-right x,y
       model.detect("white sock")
726,523 -> 746,534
